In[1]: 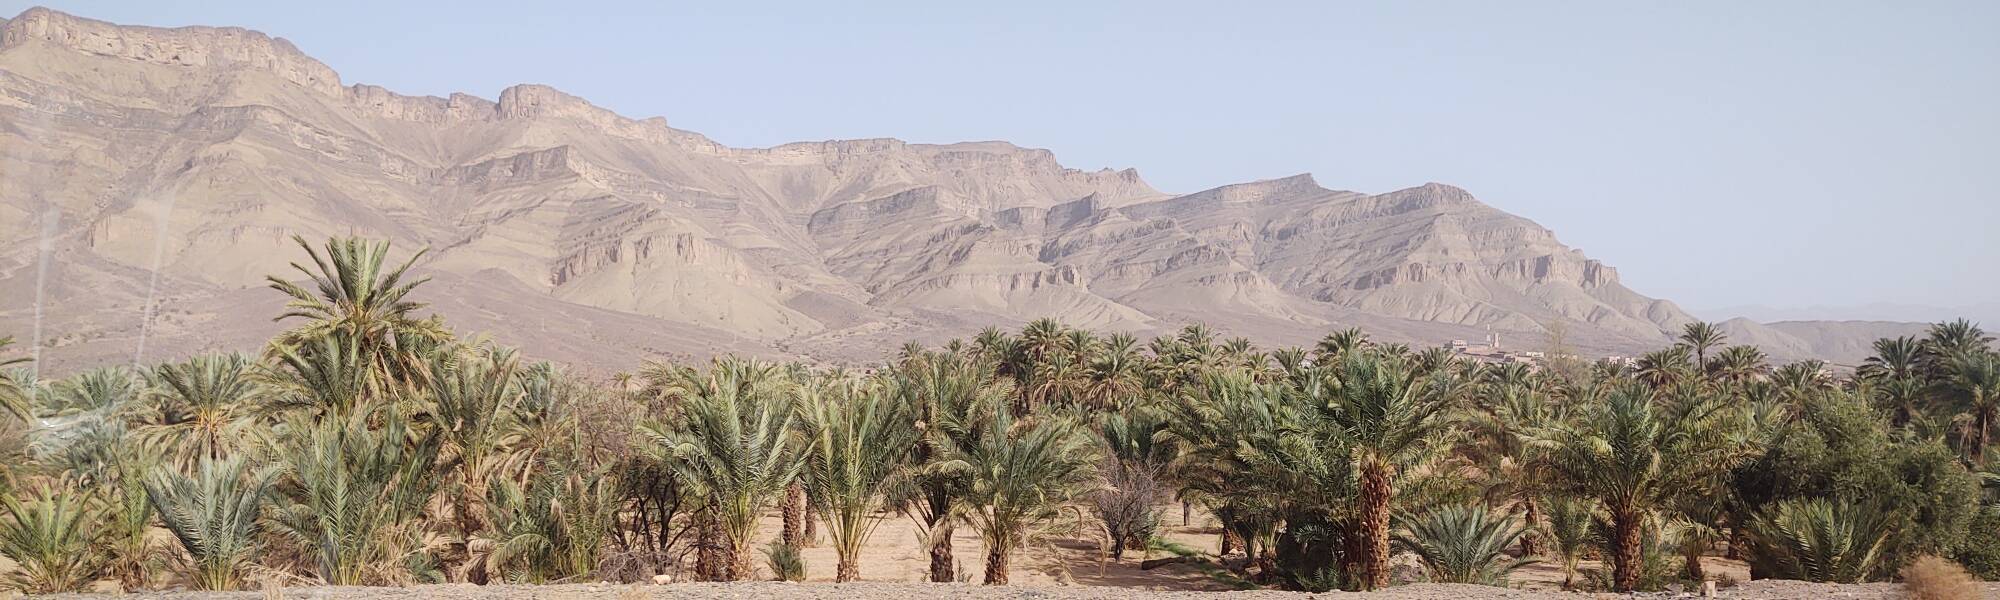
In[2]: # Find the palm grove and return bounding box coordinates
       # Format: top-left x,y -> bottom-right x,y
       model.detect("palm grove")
0,237 -> 1994,593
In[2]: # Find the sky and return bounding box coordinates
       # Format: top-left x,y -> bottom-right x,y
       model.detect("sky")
7,0 -> 1996,316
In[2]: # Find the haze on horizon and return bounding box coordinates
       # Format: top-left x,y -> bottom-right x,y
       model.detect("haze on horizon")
5,0 -> 1994,320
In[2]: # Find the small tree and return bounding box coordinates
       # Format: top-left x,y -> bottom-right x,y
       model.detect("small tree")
145,456 -> 278,590
954,407 -> 1100,584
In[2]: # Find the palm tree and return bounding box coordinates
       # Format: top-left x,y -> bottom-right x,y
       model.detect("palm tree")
1859,336 -> 1924,381
1949,352 -> 2000,463
480,461 -> 618,583
267,410 -> 442,585
1319,351 -> 1460,590
1744,498 -> 1894,583
1093,411 -> 1171,559
954,405 -> 1099,584
1314,327 -> 1370,361
266,235 -> 450,390
1392,505 -> 1538,585
1465,379 -> 1564,556
1533,383 -> 1740,591
1679,322 -> 1727,375
1709,345 -> 1769,384
797,380 -> 918,581
887,350 -> 1011,582
1633,346 -> 1694,389
1924,319 -> 1993,367
642,358 -> 802,581
137,353 -> 263,470
0,336 -> 31,421
0,481 -> 105,593
1540,495 -> 1597,590
422,344 -> 523,543
144,455 -> 279,590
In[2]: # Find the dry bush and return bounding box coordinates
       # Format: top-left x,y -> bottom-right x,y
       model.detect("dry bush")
1902,555 -> 1981,600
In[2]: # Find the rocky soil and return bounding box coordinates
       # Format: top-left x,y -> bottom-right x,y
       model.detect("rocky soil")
32,580 -> 2000,600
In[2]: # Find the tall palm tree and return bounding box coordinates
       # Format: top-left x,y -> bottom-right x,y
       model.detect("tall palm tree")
953,406 -> 1099,584
1314,327 -> 1370,362
1679,322 -> 1727,376
144,455 -> 279,590
796,380 -> 918,581
642,358 -> 802,581
1319,351 -> 1461,590
887,350 -> 1011,582
1924,319 -> 1993,367
1633,346 -> 1694,389
137,353 -> 263,470
1949,352 -> 2000,463
266,235 -> 450,390
1533,383 -> 1740,591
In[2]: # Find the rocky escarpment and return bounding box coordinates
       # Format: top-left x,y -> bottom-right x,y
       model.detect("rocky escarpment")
0,6 -> 1880,371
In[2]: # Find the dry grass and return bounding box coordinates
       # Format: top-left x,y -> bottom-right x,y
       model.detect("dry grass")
1902,555 -> 1982,600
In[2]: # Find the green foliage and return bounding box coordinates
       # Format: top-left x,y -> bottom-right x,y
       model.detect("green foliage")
1541,495 -> 1598,589
1391,504 -> 1538,585
1950,509 -> 2000,580
642,358 -> 803,581
1732,390 -> 1981,573
145,455 -> 278,590
1746,498 -> 1895,583
762,539 -> 806,582
797,378 -> 918,581
267,410 -> 442,585
954,405 -> 1100,584
481,461 -> 618,583
0,480 -> 105,593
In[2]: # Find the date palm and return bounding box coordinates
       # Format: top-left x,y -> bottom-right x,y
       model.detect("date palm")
1532,383 -> 1739,591
1860,336 -> 1924,381
138,354 -> 264,470
1679,322 -> 1727,375
1709,345 -> 1769,384
1949,352 -> 2000,463
1745,498 -> 1893,583
797,379 -> 918,581
266,235 -> 449,391
421,344 -> 523,542
144,455 -> 279,590
953,405 -> 1100,584
1320,351 -> 1461,590
267,410 -> 442,585
641,358 -> 802,581
1392,504 -> 1538,585
1540,495 -> 1597,590
887,349 -> 1010,583
0,480 -> 105,593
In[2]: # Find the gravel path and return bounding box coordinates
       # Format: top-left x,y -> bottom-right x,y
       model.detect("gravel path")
32,580 -> 2000,600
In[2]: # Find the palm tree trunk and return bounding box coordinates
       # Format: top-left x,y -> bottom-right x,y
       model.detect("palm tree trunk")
695,512 -> 723,582
782,483 -> 805,548
1683,539 -> 1706,582
928,523 -> 956,582
1182,499 -> 1191,527
1611,508 -> 1642,592
1519,497 -> 1541,557
728,534 -> 753,582
983,543 -> 1010,585
803,505 -> 819,547
836,556 -> 860,582
1356,461 -> 1392,590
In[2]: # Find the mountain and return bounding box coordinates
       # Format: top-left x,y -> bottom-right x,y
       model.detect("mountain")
0,7 -> 1907,373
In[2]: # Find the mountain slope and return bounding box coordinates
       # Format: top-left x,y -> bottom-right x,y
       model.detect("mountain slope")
0,7 -> 1898,372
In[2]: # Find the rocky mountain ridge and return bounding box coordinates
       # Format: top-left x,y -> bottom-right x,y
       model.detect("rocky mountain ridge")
0,7 -> 1921,372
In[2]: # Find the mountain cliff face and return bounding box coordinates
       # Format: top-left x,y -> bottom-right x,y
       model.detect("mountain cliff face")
0,8 -> 1880,371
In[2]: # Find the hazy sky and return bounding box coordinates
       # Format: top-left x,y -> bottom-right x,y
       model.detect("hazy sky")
8,1 -> 1995,314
